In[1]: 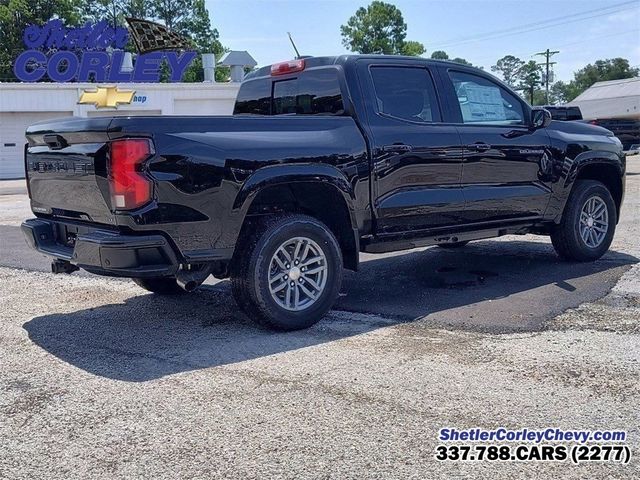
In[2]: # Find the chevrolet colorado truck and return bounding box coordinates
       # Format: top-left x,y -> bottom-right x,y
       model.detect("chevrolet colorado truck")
21,55 -> 626,330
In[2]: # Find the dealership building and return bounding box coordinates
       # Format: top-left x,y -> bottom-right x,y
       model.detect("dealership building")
0,52 -> 254,179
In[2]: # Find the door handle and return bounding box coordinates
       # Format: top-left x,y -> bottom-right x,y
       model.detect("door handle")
468,142 -> 491,152
382,144 -> 413,153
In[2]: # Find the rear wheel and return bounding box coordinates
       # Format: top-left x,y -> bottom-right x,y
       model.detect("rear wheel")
551,180 -> 616,262
132,277 -> 185,295
231,214 -> 342,331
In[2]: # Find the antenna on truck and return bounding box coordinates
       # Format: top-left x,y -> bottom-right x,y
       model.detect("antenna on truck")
287,32 -> 301,59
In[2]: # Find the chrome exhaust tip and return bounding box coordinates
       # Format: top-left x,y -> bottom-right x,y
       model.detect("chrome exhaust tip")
177,278 -> 199,292
51,259 -> 79,274
175,264 -> 211,292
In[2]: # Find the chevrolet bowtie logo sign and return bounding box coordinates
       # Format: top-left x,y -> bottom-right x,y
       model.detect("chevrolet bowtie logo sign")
78,86 -> 135,109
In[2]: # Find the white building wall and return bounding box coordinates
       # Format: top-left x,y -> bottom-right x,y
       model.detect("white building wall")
0,82 -> 240,179
566,77 -> 640,120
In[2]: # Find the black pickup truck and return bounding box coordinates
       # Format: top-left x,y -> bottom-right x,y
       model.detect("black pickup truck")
22,55 -> 626,330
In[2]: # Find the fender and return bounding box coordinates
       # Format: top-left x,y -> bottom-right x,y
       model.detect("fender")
547,150 -> 625,223
233,162 -> 362,270
234,162 -> 357,219
564,150 -> 624,188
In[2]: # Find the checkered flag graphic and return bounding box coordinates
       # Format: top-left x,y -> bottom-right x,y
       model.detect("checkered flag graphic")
125,18 -> 193,54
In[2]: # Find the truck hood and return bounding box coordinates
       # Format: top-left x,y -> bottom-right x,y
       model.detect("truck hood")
548,119 -> 614,137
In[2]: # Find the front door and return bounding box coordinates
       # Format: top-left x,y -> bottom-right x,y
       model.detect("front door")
443,68 -> 553,223
357,60 -> 464,233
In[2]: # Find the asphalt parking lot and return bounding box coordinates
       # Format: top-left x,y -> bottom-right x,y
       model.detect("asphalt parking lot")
1,157 -> 639,478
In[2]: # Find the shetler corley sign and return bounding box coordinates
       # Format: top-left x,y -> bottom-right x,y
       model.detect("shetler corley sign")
14,18 -> 197,83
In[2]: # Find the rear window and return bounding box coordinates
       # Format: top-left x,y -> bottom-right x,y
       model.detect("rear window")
548,109 -> 568,120
566,107 -> 582,121
547,107 -> 582,121
234,68 -> 345,116
233,79 -> 271,115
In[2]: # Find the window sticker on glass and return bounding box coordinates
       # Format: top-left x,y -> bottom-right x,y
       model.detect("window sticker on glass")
449,70 -> 525,125
458,83 -> 506,122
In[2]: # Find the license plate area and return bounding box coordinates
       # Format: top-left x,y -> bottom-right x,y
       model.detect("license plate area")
64,227 -> 78,248
54,223 -> 93,248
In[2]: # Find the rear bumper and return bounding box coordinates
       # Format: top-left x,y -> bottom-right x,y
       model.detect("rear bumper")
21,218 -> 180,278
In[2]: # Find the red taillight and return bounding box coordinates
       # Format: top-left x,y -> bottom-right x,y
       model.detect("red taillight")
109,138 -> 152,210
589,120 -> 598,125
270,59 -> 305,76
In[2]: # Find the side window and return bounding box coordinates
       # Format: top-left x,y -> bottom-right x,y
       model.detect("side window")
272,69 -> 344,115
448,71 -> 525,125
370,66 -> 440,123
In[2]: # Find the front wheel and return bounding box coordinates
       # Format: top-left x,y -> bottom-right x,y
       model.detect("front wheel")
231,214 -> 343,331
551,180 -> 617,262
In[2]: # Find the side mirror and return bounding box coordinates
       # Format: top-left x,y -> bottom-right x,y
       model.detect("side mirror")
531,107 -> 552,129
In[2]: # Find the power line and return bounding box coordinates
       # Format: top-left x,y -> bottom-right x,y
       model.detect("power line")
430,0 -> 637,47
436,6 -> 638,49
546,29 -> 640,52
468,29 -> 640,67
430,1 -> 639,48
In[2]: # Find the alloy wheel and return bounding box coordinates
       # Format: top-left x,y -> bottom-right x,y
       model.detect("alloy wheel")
579,195 -> 609,248
268,236 -> 328,311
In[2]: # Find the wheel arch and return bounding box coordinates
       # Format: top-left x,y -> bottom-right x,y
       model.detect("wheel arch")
234,164 -> 360,271
567,152 -> 624,222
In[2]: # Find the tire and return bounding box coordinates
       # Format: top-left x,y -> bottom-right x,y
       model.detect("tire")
438,241 -> 470,249
551,180 -> 617,262
132,277 -> 185,295
231,214 -> 343,331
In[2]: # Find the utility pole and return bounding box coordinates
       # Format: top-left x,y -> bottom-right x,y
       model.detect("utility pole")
535,49 -> 559,104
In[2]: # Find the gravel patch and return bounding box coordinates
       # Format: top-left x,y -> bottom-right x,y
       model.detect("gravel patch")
1,267 -> 638,479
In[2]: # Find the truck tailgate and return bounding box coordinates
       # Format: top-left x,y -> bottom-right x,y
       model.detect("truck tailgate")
25,117 -> 117,225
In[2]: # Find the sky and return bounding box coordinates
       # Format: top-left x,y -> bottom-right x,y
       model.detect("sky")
206,0 -> 640,82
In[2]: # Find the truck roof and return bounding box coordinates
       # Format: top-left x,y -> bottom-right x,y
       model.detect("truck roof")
244,55 -> 465,80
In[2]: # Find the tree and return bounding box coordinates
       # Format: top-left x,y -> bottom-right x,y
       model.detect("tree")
82,1 -> 151,56
562,58 -> 639,102
515,60 -> 543,104
401,40 -> 425,56
531,89 -> 547,106
340,1 -> 424,56
0,0 -> 83,80
430,50 -> 449,60
451,57 -> 472,66
83,1 -> 151,28
549,81 -> 573,104
491,55 -> 525,87
149,0 -> 220,51
429,50 -> 472,65
150,0 -> 226,81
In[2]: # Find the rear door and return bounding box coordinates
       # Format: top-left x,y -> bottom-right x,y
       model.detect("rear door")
356,59 -> 464,233
438,67 -> 553,223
